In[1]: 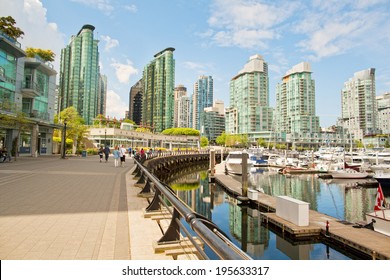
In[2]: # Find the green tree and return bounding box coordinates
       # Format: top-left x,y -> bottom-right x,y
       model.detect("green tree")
135,127 -> 151,133
355,140 -> 364,149
161,127 -> 200,136
55,107 -> 86,153
0,16 -> 24,40
25,47 -> 55,62
257,137 -> 267,147
200,136 -> 209,147
216,132 -> 226,146
122,118 -> 135,124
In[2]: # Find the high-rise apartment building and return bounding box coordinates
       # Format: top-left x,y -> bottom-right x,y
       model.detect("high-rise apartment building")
177,95 -> 191,128
192,75 -> 213,131
226,55 -> 273,141
128,79 -> 143,125
174,84 -> 187,127
341,68 -> 379,140
98,74 -> 107,118
201,100 -> 225,144
275,62 -> 320,135
376,92 -> 390,134
142,47 -> 175,132
59,24 -> 103,125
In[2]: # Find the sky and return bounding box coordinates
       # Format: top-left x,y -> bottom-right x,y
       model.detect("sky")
1,0 -> 390,128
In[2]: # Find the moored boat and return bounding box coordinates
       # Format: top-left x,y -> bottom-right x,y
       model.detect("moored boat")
373,173 -> 390,188
365,184 -> 390,236
225,150 -> 254,175
329,168 -> 369,179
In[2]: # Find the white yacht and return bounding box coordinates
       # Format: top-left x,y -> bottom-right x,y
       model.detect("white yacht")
225,150 -> 254,175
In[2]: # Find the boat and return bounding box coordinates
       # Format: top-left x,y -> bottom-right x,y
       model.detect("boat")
370,159 -> 390,173
247,147 -> 266,166
373,173 -> 390,188
329,168 -> 369,179
365,184 -> 390,236
225,150 -> 254,175
279,166 -> 318,174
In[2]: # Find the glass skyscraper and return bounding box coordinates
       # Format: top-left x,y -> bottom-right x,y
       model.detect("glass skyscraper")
227,55 -> 273,140
192,75 -> 213,131
59,24 -> 101,125
275,62 -> 320,135
142,47 -> 175,133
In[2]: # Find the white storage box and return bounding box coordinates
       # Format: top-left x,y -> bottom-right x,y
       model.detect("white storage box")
276,196 -> 309,226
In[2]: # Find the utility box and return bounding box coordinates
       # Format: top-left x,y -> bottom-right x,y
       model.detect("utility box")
276,196 -> 309,226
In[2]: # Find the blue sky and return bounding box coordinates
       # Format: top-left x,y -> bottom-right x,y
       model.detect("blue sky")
1,0 -> 390,127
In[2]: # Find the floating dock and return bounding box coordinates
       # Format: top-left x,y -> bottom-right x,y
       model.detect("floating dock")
213,162 -> 390,260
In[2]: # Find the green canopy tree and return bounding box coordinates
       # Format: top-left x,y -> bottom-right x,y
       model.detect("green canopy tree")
25,47 -> 55,62
55,107 -> 86,153
162,128 -> 200,136
257,137 -> 267,147
200,136 -> 209,148
0,16 -> 24,40
216,132 -> 226,146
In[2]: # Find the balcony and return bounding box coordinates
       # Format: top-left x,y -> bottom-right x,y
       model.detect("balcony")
0,67 -> 5,82
21,80 -> 41,98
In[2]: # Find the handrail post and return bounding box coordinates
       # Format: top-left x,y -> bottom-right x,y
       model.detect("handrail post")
209,149 -> 215,182
242,151 -> 248,197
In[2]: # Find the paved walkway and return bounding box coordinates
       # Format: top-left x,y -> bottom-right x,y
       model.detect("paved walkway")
0,155 -> 172,260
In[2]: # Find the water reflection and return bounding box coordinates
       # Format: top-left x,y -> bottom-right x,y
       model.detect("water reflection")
167,167 -> 384,259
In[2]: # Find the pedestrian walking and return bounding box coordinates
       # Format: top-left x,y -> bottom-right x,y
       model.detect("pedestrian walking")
104,145 -> 110,162
140,148 -> 146,163
113,145 -> 120,167
98,146 -> 104,163
119,145 -> 127,167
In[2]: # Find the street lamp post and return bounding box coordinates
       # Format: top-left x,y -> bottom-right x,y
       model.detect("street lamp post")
61,121 -> 67,159
104,128 -> 107,146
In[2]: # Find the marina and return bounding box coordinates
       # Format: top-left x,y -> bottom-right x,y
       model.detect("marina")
159,152 -> 390,260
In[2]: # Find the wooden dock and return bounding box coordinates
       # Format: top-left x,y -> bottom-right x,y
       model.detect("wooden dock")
213,162 -> 390,260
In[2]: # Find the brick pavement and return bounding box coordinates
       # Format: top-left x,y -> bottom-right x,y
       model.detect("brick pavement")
0,155 -> 172,260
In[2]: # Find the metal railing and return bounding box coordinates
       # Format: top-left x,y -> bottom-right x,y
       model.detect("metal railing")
133,157 -> 252,260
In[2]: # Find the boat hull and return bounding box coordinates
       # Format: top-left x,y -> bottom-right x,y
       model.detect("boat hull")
365,209 -> 390,237
374,175 -> 390,188
330,169 -> 368,179
225,151 -> 254,175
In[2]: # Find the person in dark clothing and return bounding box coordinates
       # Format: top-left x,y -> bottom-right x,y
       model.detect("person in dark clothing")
104,145 -> 110,162
98,147 -> 104,162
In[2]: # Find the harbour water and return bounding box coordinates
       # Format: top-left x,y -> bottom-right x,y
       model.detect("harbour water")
167,166 -> 390,260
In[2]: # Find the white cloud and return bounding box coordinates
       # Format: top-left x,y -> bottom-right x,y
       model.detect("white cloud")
206,0 -> 298,49
100,35 -> 119,51
70,0 -> 114,15
105,90 -> 127,119
110,60 -> 138,84
0,0 -> 65,70
294,1 -> 389,59
183,61 -> 208,70
124,4 -> 137,13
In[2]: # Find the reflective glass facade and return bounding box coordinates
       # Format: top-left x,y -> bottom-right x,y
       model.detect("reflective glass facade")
142,48 -> 175,132
59,25 -> 101,124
